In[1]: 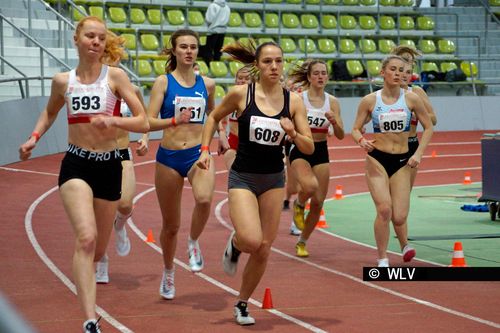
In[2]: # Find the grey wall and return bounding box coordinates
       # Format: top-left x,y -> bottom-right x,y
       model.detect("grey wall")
1,95 -> 499,166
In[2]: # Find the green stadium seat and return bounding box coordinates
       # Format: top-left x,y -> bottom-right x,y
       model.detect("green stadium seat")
147,9 -> 163,25
215,85 -> 226,98
460,61 -> 478,77
267,0 -> 283,2
249,0 -> 263,2
417,16 -> 435,30
398,0 -> 414,5
141,34 -> 159,51
359,15 -> 376,30
306,0 -> 320,4
244,12 -> 262,28
422,62 -> 439,72
130,8 -> 146,24
346,60 -> 364,77
378,39 -> 396,54
380,16 -> 396,30
167,10 -> 185,25
196,60 -> 209,75
339,39 -> 356,54
438,39 -> 456,54
367,60 -> 381,76
490,0 -> 500,5
109,7 -> 126,23
72,5 -> 87,21
359,39 -> 376,53
258,37 -> 275,44
188,11 -> 204,26
399,16 -> 415,30
162,34 -> 171,49
286,0 -> 302,3
318,38 -> 336,54
237,37 -> 252,47
282,13 -> 300,29
88,6 -> 104,20
121,33 -> 136,50
321,15 -> 337,29
440,62 -> 458,73
134,59 -> 152,77
153,60 -> 167,75
418,39 -> 436,54
340,15 -> 357,29
229,61 -> 244,76
343,0 -> 359,5
298,38 -> 316,53
400,39 -> 416,49
223,36 -> 235,46
324,0 -> 340,3
199,36 -> 206,46
301,14 -> 319,29
265,13 -> 279,28
210,61 -> 229,77
228,12 -> 242,27
280,37 -> 297,53
380,0 -> 396,5
361,0 -> 376,4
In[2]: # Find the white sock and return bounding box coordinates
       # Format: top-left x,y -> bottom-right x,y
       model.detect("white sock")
298,237 -> 307,244
115,211 -> 132,230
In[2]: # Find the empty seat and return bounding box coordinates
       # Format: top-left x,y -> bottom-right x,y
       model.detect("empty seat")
237,37 -> 252,47
438,39 -> 456,54
379,16 -> 396,30
121,33 -> 137,50
324,0 -> 340,3
130,8 -> 146,24
228,12 -> 242,27
72,5 -> 87,21
258,37 -> 275,44
490,0 -> 500,5
223,36 -> 236,46
210,61 -> 229,77
422,62 -> 439,72
417,16 -> 435,30
229,61 -> 244,76
440,62 -> 458,73
418,39 -> 436,54
162,34 -> 171,49
321,15 -> 337,29
306,0 -> 320,3
301,14 -> 319,29
141,34 -> 159,51
188,10 -> 204,26
360,0 -> 376,4
339,39 -> 356,53
147,9 -> 163,25
167,10 -> 185,25
367,60 -> 381,76
109,7 -> 126,23
298,38 -> 316,53
265,13 -> 279,28
359,39 -> 377,53
359,15 -> 376,30
196,60 -> 209,76
215,85 -> 226,98
346,60 -> 364,77
280,37 -> 297,53
400,39 -> 416,49
244,12 -> 262,28
88,6 -> 104,20
153,60 -> 167,75
460,61 -> 478,77
282,13 -> 300,29
286,0 -> 302,3
378,39 -> 396,53
340,15 -> 357,29
343,0 -> 359,5
380,0 -> 396,5
399,16 -> 415,30
397,0 -> 414,5
134,59 -> 152,77
318,38 -> 336,53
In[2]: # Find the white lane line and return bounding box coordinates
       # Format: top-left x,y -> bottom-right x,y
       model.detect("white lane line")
128,188 -> 328,333
329,141 -> 480,150
329,166 -> 482,180
0,166 -> 58,176
24,187 -> 133,333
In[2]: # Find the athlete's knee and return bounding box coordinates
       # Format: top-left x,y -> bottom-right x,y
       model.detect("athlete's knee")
75,231 -> 97,254
117,201 -> 133,215
195,193 -> 213,207
392,212 -> 408,226
161,221 -> 180,237
376,203 -> 392,222
300,178 -> 319,197
236,233 -> 262,253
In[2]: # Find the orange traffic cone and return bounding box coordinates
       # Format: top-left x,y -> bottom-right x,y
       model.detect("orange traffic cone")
334,185 -> 344,200
449,241 -> 467,267
315,209 -> 329,229
145,229 -> 155,243
262,288 -> 273,309
463,172 -> 472,185
431,150 -> 437,158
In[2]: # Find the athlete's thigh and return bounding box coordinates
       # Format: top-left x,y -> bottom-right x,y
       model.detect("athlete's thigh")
291,158 -> 315,188
155,163 -> 184,225
389,166 -> 411,217
188,155 -> 215,201
365,156 -> 392,207
229,189 -> 261,238
59,179 -> 97,236
257,188 -> 285,243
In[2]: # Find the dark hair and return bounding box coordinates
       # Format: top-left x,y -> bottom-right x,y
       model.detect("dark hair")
288,59 -> 328,88
381,55 -> 407,70
161,29 -> 199,73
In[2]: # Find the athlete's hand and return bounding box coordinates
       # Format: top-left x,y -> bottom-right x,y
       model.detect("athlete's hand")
136,138 -> 149,156
407,153 -> 421,168
177,108 -> 192,125
325,111 -> 337,126
19,137 -> 37,161
359,138 -> 376,152
280,117 -> 295,138
196,150 -> 211,170
217,134 -> 230,156
90,115 -> 116,129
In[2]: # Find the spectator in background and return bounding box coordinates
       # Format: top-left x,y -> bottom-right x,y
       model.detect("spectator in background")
204,0 -> 230,63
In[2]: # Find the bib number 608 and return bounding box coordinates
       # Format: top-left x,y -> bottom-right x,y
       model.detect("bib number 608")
254,128 -> 280,143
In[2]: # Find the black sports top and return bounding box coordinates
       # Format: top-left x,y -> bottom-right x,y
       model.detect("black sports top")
231,83 -> 291,174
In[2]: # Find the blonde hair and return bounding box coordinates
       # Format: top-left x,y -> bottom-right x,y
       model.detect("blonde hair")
288,59 -> 327,88
161,29 -> 200,73
390,45 -> 421,64
381,55 -> 407,69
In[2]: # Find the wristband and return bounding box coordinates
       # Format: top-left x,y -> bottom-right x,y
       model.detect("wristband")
200,145 -> 210,152
358,136 -> 364,144
31,131 -> 40,143
171,117 -> 176,126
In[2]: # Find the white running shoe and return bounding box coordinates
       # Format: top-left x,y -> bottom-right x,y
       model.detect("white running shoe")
377,258 -> 389,267
402,244 -> 416,262
95,254 -> 109,284
233,301 -> 255,326
290,220 -> 302,236
188,240 -> 204,273
83,318 -> 102,333
114,219 -> 131,257
222,231 -> 240,276
159,269 -> 175,300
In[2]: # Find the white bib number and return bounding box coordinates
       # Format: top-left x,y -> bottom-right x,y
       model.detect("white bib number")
307,109 -> 328,130
249,116 -> 285,146
174,96 -> 206,123
69,89 -> 106,116
120,100 -> 132,118
379,112 -> 407,133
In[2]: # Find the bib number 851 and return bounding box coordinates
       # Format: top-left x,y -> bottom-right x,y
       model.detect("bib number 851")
254,128 -> 280,143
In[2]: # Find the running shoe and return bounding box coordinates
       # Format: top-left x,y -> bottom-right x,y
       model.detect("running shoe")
234,301 -> 255,326
289,220 -> 302,236
295,241 -> 309,257
114,219 -> 131,257
292,199 -> 305,230
95,254 -> 109,284
402,245 -> 416,262
283,199 -> 290,210
83,318 -> 101,333
159,269 -> 175,300
188,240 -> 204,272
222,231 -> 240,276
377,258 -> 389,267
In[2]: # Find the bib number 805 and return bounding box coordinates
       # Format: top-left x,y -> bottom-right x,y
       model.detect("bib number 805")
383,120 -> 404,131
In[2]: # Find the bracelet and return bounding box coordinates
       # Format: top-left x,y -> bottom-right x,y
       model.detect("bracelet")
358,136 -> 365,144
171,117 -> 176,126
200,145 -> 210,152
31,131 -> 40,143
